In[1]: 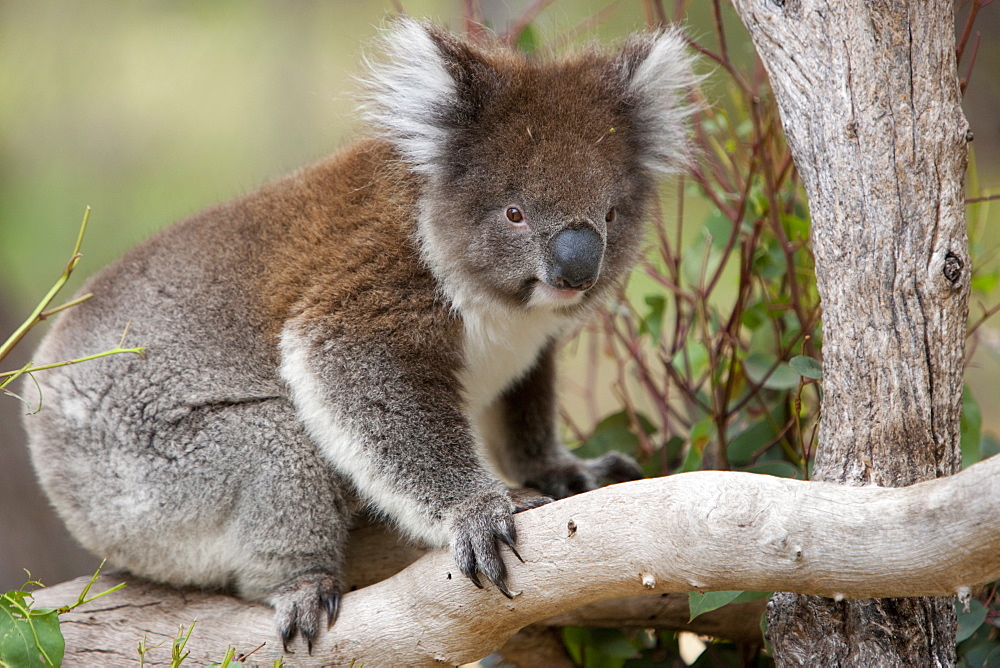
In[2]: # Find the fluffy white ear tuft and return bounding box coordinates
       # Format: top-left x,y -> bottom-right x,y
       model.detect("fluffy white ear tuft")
359,18 -> 457,176
621,27 -> 701,175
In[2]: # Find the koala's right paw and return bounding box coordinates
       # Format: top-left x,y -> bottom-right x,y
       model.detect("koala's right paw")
271,572 -> 342,654
451,488 -> 522,599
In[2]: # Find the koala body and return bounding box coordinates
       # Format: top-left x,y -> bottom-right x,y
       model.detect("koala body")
24,20 -> 695,647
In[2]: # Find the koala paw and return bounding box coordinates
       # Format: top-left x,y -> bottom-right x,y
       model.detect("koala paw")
451,488 -> 523,599
271,573 -> 342,654
524,451 -> 643,499
508,487 -> 554,513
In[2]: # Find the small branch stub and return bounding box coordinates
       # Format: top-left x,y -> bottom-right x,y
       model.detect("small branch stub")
957,586 -> 972,612
641,574 -> 656,589
944,252 -> 963,284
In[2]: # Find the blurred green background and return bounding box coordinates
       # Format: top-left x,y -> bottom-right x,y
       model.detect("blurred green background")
2,0 -> 998,595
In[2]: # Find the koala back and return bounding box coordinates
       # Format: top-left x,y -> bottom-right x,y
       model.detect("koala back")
22,21 -> 699,628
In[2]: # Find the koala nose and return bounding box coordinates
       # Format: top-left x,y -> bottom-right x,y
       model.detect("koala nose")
548,226 -> 603,291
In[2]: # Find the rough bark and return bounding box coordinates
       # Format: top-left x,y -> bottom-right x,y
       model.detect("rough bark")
31,459 -> 1000,667
728,0 -> 971,665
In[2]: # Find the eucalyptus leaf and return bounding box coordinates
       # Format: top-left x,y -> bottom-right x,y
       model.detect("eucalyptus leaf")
961,387 -> 983,470
575,411 -> 656,459
589,628 -> 639,659
956,598 -> 988,643
689,591 -> 742,621
789,355 -> 822,380
514,23 -> 537,53
677,440 -> 704,474
970,270 -> 999,295
744,352 -> 800,390
641,294 -> 665,344
746,460 -> 802,479
981,433 -> 1000,460
0,599 -> 64,668
704,209 -> 736,249
728,420 -> 777,467
562,626 -> 587,664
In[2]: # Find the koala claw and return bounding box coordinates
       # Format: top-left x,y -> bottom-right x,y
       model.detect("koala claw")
272,573 -> 342,654
466,570 -> 485,589
498,532 -> 524,564
452,489 -> 523,599
322,590 -> 341,630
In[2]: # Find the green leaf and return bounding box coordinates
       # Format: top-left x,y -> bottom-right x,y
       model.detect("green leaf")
981,433 -> 1000,460
575,411 -> 656,459
760,609 -> 771,654
961,387 -> 983,469
740,301 -> 767,330
514,23 -> 538,53
781,212 -> 811,242
640,295 -> 666,344
956,599 -> 988,643
744,352 -> 800,390
959,639 -> 1000,667
589,628 -> 639,659
0,598 -> 64,668
703,209 -> 736,249
575,424 -> 636,459
746,461 -> 801,479
731,590 -> 770,604
672,340 -> 710,379
562,626 -> 587,664
727,420 -> 777,467
675,419 -> 712,473
689,591 -> 742,621
753,242 -> 786,280
681,241 -> 722,289
642,436 -> 684,477
585,652 -> 626,668
677,440 -> 704,473
788,355 -> 822,380
970,270 -> 999,295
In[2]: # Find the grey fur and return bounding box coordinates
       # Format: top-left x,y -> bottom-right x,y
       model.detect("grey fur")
23,19 -> 695,649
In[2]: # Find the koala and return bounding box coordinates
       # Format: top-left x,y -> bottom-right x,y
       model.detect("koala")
23,19 -> 696,650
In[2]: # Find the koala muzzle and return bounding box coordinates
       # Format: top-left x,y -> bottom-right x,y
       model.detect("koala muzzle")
548,226 -> 604,291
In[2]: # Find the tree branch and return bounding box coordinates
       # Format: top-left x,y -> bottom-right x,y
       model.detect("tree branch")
33,457 -> 1000,666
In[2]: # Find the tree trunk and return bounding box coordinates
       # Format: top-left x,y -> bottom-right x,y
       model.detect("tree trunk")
728,0 -> 970,665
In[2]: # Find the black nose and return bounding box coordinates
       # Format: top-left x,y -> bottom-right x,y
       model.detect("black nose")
548,226 -> 603,291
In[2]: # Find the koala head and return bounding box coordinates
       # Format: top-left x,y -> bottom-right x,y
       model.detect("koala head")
362,19 -> 698,314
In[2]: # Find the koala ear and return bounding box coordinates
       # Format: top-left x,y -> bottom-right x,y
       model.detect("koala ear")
614,28 -> 700,174
360,18 -> 494,177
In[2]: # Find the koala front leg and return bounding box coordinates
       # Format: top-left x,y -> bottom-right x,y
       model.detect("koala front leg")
496,343 -> 644,499
280,313 -> 522,597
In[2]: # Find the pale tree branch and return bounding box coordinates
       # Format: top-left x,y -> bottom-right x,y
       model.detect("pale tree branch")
33,456 -> 1000,667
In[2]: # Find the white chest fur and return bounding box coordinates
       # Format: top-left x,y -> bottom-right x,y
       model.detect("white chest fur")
457,305 -> 571,420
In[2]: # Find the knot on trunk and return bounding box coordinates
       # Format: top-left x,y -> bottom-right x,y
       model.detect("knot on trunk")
943,252 -> 963,284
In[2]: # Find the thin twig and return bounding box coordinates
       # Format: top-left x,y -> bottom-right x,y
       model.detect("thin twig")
960,32 -> 980,96
956,0 -> 982,64
502,0 -> 558,44
966,193 -> 1000,205
39,293 -> 93,320
0,207 -> 91,363
967,301 -> 1000,338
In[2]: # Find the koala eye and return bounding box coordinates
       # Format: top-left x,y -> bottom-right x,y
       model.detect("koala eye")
506,207 -> 524,223
605,207 -> 617,224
